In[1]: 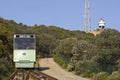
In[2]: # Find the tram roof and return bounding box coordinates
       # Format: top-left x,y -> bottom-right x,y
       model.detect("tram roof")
14,34 -> 35,38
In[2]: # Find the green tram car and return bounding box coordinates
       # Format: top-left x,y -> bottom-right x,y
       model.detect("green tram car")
13,34 -> 36,68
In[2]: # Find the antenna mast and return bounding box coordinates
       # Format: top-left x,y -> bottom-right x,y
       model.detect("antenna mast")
84,0 -> 91,32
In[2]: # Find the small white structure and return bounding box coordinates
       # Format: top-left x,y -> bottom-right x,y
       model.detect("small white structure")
98,18 -> 105,29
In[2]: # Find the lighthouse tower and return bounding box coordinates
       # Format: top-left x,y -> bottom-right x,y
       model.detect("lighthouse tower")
98,18 -> 105,29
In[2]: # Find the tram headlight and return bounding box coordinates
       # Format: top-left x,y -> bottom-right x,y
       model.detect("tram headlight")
22,52 -> 27,56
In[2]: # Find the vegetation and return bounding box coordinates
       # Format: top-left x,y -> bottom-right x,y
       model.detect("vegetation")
54,28 -> 120,80
0,17 -> 120,80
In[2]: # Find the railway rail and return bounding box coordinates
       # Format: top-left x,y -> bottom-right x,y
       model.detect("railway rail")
9,69 -> 58,80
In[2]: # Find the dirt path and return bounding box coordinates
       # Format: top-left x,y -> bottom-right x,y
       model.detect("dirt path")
39,58 -> 90,80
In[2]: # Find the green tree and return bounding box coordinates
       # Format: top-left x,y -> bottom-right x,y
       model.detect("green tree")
55,38 -> 77,57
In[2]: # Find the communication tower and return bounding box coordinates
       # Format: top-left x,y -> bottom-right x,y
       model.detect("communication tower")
84,0 -> 91,32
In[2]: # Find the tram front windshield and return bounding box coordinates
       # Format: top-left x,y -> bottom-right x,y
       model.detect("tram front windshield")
14,38 -> 35,49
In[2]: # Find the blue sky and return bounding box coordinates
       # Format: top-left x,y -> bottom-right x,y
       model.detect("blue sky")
0,0 -> 120,31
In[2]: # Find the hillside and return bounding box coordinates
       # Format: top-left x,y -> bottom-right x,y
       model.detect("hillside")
0,17 -> 120,80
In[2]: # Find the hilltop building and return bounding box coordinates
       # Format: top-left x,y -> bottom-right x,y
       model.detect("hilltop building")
98,18 -> 105,29
91,18 -> 106,36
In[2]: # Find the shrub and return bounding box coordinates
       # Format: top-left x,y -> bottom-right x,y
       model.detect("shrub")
74,60 -> 101,75
81,70 -> 94,78
92,72 -> 108,80
0,76 -> 8,80
107,71 -> 120,80
53,54 -> 70,68
67,63 -> 75,72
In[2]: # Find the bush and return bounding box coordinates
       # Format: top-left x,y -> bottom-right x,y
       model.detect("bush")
53,54 -> 70,68
0,76 -> 8,80
74,60 -> 101,75
94,72 -> 109,80
81,70 -> 93,78
67,63 -> 75,72
107,71 -> 120,80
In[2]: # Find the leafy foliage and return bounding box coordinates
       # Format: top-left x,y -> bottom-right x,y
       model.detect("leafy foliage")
0,17 -> 120,80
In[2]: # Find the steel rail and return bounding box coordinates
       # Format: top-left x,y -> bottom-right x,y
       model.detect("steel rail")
9,69 -> 58,80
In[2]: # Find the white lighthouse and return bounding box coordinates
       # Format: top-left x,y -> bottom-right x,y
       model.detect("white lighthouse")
98,18 -> 105,29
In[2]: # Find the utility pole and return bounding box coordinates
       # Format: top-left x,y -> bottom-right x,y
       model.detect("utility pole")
84,0 -> 91,32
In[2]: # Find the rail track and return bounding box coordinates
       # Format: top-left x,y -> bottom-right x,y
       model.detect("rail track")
9,69 -> 58,80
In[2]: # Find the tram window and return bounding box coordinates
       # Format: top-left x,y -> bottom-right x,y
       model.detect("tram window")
14,38 -> 35,49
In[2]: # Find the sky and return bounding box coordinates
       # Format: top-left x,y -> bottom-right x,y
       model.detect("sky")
0,0 -> 120,31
